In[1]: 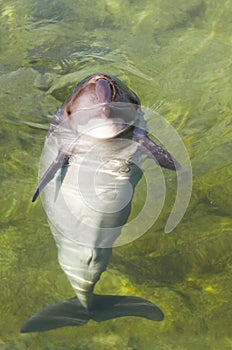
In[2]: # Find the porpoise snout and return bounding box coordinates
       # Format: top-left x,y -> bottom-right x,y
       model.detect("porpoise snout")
95,78 -> 112,103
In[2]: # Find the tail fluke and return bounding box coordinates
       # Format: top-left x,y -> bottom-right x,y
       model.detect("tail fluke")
20,298 -> 90,333
21,294 -> 164,333
91,294 -> 164,322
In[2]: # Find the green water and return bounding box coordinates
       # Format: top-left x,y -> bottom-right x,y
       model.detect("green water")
1,0 -> 232,349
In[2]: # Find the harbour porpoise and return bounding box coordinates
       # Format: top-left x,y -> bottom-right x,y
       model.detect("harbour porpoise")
21,74 -> 179,333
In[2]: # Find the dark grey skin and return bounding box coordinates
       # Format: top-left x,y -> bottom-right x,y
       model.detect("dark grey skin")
21,74 -> 179,333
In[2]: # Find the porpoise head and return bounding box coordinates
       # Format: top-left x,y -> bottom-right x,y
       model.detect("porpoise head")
53,73 -> 142,139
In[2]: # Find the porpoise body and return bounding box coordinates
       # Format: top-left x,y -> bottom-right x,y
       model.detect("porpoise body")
21,74 -> 179,332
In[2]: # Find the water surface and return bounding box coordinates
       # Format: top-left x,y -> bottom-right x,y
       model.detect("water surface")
1,0 -> 232,349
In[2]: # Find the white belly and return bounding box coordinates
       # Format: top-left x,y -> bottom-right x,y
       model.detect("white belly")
40,135 -> 142,249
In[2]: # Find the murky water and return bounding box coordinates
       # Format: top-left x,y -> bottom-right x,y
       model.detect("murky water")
1,0 -> 232,349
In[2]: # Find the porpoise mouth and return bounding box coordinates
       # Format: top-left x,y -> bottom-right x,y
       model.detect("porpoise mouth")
63,75 -> 139,139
